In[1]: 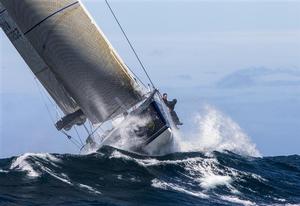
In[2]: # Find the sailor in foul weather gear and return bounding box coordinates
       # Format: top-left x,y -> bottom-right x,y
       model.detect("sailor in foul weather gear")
162,93 -> 183,126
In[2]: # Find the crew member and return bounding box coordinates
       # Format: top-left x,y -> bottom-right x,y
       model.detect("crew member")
162,93 -> 183,126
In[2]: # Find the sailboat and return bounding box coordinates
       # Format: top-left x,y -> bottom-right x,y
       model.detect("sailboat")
0,0 -> 180,155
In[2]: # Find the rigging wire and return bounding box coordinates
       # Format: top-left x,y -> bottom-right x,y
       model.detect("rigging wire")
87,104 -> 121,138
83,124 -> 91,136
61,130 -> 82,149
88,120 -> 93,132
34,78 -> 56,125
125,63 -> 147,89
74,126 -> 85,146
34,77 -> 83,150
105,0 -> 156,89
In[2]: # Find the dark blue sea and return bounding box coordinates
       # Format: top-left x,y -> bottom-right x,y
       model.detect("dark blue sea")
0,146 -> 299,206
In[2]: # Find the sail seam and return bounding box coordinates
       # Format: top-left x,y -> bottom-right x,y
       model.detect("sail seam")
24,1 -> 79,35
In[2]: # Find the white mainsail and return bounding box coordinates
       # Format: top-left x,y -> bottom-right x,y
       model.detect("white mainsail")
0,0 -> 143,124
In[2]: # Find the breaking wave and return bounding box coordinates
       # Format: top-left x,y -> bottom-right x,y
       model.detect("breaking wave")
0,146 -> 299,205
84,105 -> 260,158
175,105 -> 261,157
0,105 -> 298,205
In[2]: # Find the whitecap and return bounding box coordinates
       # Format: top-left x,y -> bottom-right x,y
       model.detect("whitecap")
272,197 -> 286,202
10,153 -> 40,177
109,150 -> 133,161
251,173 -> 267,182
200,174 -> 232,190
10,153 -> 60,178
151,178 -> 208,199
220,195 -> 256,206
39,165 -> 73,185
78,183 -> 102,195
0,169 -> 8,173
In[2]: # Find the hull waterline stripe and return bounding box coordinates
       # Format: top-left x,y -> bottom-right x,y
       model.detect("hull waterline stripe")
144,125 -> 169,146
24,1 -> 79,35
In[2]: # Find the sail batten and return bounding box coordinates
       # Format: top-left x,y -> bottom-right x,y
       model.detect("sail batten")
1,0 -> 143,124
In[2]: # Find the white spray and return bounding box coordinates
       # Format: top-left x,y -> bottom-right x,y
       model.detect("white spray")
112,115 -> 151,150
174,105 -> 261,157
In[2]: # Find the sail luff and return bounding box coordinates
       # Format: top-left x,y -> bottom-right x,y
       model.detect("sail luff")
79,1 -> 139,87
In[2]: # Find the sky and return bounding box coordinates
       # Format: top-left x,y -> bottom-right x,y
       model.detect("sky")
1,0 -> 300,158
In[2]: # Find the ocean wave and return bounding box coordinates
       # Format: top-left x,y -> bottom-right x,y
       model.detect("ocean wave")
0,146 -> 299,205
9,153 -> 60,177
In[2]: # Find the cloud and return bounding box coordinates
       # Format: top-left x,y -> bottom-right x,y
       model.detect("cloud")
216,67 -> 300,88
176,74 -> 192,80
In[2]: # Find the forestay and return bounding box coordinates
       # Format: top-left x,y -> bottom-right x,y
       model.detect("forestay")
0,0 -> 142,124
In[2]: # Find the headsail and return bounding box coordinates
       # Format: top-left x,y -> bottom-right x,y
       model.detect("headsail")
0,0 -> 142,124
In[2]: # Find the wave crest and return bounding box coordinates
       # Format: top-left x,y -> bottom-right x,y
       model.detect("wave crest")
175,105 -> 261,157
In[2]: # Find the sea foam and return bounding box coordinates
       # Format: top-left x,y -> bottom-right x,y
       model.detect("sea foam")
175,105 -> 261,157
10,153 -> 60,177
